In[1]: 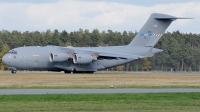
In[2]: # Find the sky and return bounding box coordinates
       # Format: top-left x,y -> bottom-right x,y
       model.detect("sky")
0,0 -> 199,33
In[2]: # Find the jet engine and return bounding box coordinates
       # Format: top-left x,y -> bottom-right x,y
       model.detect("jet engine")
49,52 -> 69,62
73,54 -> 96,64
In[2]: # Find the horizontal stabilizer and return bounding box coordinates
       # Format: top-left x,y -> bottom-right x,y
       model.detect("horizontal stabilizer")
155,17 -> 194,20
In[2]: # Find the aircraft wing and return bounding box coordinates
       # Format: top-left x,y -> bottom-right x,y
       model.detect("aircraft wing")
63,47 -> 144,60
96,51 -> 144,59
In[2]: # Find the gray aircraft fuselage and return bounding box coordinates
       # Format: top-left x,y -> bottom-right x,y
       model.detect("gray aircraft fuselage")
2,45 -> 161,72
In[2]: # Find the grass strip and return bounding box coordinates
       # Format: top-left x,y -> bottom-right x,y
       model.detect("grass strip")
0,93 -> 200,112
0,85 -> 200,89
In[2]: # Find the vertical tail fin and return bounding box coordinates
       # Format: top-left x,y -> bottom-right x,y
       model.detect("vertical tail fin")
128,13 -> 191,47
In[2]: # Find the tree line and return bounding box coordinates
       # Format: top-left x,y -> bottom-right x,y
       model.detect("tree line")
0,29 -> 199,71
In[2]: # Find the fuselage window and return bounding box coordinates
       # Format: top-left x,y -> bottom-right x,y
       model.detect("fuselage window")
6,51 -> 17,55
13,51 -> 17,54
7,51 -> 12,54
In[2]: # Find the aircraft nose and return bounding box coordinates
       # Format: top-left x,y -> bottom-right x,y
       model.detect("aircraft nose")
2,55 -> 6,63
2,55 -> 9,65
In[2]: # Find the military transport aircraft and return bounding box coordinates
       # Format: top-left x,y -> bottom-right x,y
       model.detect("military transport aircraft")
2,13 -> 190,74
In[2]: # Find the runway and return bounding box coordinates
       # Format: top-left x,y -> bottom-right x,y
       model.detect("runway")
0,88 -> 200,95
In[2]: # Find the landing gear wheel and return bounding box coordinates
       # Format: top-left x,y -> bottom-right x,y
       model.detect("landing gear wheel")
11,69 -> 17,74
73,71 -> 84,74
64,71 -> 71,74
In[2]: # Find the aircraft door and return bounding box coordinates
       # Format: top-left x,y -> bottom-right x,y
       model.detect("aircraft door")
13,55 -> 18,67
33,60 -> 38,68
26,60 -> 32,69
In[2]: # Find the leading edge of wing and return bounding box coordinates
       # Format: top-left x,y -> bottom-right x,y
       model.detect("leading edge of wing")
65,47 -> 144,60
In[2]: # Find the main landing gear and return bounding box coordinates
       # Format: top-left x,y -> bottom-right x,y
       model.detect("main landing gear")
64,70 -> 94,74
64,71 -> 71,73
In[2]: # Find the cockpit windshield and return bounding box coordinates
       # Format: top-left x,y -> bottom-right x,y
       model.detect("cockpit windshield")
7,50 -> 17,54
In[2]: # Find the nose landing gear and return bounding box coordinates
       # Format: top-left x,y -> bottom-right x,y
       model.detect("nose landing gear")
11,69 -> 17,74
11,67 -> 17,74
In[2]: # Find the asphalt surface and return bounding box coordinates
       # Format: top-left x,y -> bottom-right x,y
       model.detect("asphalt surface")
0,88 -> 200,95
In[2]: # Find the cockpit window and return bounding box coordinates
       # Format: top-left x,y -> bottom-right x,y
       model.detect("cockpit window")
7,50 -> 17,54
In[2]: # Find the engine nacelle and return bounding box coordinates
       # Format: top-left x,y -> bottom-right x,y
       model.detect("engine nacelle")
73,54 -> 96,64
49,52 -> 69,62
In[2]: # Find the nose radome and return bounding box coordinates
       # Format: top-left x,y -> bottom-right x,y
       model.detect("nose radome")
2,55 -> 8,65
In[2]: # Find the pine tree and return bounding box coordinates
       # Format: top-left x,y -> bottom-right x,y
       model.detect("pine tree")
141,58 -> 151,71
